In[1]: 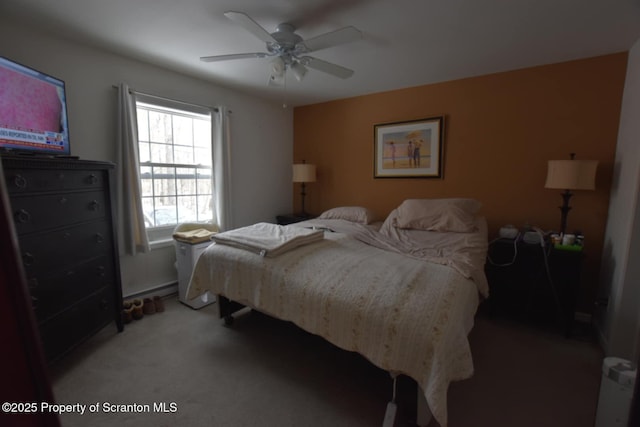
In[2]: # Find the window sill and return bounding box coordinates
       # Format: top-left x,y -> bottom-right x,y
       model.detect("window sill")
149,238 -> 175,250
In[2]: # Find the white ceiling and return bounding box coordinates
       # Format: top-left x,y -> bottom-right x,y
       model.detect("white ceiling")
2,0 -> 640,107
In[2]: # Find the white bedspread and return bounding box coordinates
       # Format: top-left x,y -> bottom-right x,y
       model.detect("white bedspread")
187,219 -> 487,426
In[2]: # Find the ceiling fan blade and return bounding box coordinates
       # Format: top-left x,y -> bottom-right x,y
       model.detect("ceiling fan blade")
299,26 -> 362,52
301,56 -> 354,79
200,52 -> 269,62
224,11 -> 277,43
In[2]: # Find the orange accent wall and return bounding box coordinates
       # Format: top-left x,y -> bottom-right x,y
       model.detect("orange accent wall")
293,53 -> 628,312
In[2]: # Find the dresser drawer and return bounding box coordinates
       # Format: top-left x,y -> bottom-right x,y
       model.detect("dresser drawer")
20,221 -> 112,274
29,256 -> 116,323
3,168 -> 106,194
11,190 -> 108,234
38,286 -> 115,363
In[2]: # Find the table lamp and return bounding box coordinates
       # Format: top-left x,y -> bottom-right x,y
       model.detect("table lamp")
292,162 -> 316,216
545,153 -> 597,236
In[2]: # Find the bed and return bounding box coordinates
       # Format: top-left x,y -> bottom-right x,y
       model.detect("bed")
186,199 -> 489,427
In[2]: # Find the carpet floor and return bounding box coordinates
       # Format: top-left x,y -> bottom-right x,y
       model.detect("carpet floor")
49,295 -> 603,427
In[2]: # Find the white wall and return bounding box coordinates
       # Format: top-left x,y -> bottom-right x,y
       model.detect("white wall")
597,38 -> 640,360
0,19 -> 294,296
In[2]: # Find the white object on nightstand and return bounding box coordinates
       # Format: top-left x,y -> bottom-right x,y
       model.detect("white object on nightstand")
175,239 -> 216,309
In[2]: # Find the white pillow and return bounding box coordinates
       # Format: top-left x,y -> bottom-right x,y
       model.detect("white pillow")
393,198 -> 481,232
318,206 -> 375,224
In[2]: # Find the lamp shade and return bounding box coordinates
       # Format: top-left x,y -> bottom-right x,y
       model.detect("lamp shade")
545,159 -> 598,190
292,164 -> 316,183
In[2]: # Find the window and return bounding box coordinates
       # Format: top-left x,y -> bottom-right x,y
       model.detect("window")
136,100 -> 213,241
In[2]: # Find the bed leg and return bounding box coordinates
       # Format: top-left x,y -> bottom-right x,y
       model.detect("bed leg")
217,295 -> 245,326
416,387 -> 433,427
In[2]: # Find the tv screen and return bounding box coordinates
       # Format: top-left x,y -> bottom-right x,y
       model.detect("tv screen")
0,56 -> 71,156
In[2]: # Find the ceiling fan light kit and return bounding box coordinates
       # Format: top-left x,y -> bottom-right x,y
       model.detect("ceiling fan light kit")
290,61 -> 307,82
201,11 -> 362,85
270,57 -> 286,75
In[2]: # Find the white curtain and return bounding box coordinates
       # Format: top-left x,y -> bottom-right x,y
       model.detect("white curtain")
212,106 -> 232,231
116,83 -> 150,255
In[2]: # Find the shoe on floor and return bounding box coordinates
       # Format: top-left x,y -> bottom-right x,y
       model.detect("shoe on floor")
153,295 -> 165,313
122,300 -> 134,324
143,297 -> 156,315
132,298 -> 144,320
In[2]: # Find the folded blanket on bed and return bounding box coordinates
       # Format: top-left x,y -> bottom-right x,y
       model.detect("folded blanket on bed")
211,222 -> 323,257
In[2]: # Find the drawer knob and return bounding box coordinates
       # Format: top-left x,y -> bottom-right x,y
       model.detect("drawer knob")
88,174 -> 98,185
59,197 -> 68,205
96,266 -> 106,277
95,233 -> 105,243
89,200 -> 100,211
15,209 -> 31,224
14,174 -> 27,189
22,252 -> 35,267
63,232 -> 71,240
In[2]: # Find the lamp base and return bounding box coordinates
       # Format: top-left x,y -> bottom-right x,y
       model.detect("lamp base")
558,189 -> 573,236
299,182 -> 308,217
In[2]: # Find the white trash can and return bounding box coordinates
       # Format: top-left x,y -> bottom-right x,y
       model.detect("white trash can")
173,223 -> 218,309
595,357 -> 636,427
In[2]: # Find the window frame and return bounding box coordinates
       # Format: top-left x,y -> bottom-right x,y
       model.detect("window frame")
134,97 -> 214,242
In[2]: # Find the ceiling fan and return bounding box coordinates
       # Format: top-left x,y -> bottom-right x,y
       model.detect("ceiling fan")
200,11 -> 362,86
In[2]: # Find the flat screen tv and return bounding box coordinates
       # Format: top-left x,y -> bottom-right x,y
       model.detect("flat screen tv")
0,56 -> 71,156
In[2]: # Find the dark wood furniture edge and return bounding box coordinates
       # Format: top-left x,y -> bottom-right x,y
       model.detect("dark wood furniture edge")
0,159 -> 60,426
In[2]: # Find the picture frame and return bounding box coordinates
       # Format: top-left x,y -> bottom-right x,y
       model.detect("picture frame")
373,116 -> 444,178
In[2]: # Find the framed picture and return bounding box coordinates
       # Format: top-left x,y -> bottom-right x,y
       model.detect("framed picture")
374,116 -> 444,178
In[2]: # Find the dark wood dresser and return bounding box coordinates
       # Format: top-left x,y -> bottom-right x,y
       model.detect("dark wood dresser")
1,155 -> 124,363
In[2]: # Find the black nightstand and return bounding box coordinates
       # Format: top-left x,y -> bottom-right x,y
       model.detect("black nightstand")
485,238 -> 584,337
276,213 -> 312,225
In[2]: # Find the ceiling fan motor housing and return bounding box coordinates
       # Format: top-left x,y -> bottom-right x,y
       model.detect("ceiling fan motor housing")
268,23 -> 306,60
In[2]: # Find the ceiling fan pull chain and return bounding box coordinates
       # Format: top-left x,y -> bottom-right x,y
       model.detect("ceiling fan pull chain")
282,73 -> 288,109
